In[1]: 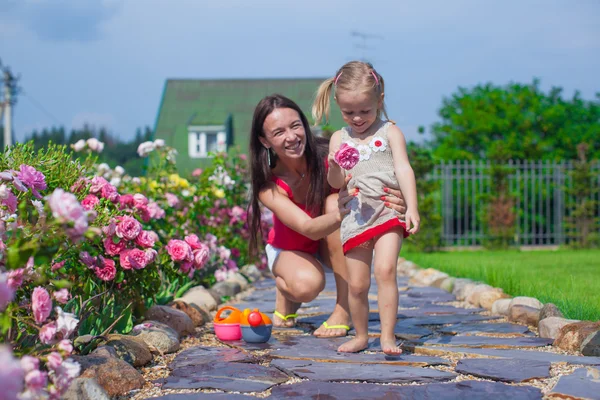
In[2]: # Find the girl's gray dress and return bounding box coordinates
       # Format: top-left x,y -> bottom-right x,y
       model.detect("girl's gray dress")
340,121 -> 408,254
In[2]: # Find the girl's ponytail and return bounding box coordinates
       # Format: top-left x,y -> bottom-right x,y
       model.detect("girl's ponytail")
312,77 -> 335,126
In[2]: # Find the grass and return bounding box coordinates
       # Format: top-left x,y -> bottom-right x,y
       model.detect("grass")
401,248 -> 600,321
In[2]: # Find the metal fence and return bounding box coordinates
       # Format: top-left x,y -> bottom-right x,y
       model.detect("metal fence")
430,160 -> 600,247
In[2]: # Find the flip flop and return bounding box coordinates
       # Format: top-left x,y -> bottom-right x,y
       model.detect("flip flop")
314,321 -> 351,338
273,311 -> 298,322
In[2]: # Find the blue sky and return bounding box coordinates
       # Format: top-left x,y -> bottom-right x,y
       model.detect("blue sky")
1,0 -> 599,143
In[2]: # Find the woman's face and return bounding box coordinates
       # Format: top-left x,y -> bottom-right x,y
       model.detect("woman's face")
260,107 -> 306,160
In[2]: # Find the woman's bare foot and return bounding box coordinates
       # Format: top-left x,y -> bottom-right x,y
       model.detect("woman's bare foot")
313,304 -> 351,338
273,287 -> 300,328
337,336 -> 369,353
380,336 -> 402,355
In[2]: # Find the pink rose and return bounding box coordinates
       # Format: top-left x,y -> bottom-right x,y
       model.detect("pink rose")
48,189 -> 88,239
39,322 -> 57,345
70,177 -> 90,193
81,194 -> 100,210
118,250 -> 134,270
53,289 -> 71,305
100,183 -> 119,203
179,261 -> 194,275
103,236 -> 126,256
0,346 -> 24,399
89,176 -> 109,194
21,356 -> 39,373
193,244 -> 210,269
46,352 -> 62,371
119,194 -> 134,209
335,143 -> 360,170
79,252 -> 96,268
145,249 -> 158,264
126,248 -> 148,270
0,188 -> 17,213
7,268 -> 24,291
136,205 -> 151,222
51,260 -> 66,272
0,274 -> 15,312
58,339 -> 74,355
166,239 -> 192,262
133,193 -> 148,207
192,168 -> 203,177
25,369 -> 47,393
115,216 -> 142,241
95,258 -> 116,281
165,193 -> 180,208
135,230 -> 158,248
32,287 -> 52,324
184,234 -> 202,250
17,164 -> 47,198
147,202 -> 165,219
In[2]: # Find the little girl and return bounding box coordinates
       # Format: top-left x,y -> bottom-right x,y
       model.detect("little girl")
312,61 -> 420,355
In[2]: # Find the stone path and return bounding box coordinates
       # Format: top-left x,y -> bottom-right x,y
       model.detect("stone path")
148,271 -> 600,400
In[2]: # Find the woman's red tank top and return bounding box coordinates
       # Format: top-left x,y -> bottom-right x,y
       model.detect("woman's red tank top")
266,176 -> 320,253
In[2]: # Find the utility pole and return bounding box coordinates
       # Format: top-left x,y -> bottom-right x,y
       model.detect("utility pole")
0,59 -> 20,149
350,31 -> 384,63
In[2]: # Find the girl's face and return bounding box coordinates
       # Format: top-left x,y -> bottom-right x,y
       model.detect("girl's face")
260,107 -> 306,160
336,90 -> 382,134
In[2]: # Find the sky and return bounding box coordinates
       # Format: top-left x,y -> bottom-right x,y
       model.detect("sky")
0,0 -> 599,144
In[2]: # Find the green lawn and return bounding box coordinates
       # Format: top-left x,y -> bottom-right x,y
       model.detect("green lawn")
401,249 -> 600,321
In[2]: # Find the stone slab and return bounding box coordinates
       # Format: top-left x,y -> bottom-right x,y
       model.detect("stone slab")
404,314 -> 501,326
169,346 -> 254,369
269,380 -> 543,400
421,336 -> 553,348
440,322 -> 531,335
151,394 -> 251,400
270,358 -> 456,383
250,278 -> 276,290
548,367 -> 600,400
265,336 -> 449,366
456,358 -> 551,382
367,320 -> 433,340
158,361 -> 288,392
411,346 -> 600,365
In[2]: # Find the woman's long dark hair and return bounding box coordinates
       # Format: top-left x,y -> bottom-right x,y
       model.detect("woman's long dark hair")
247,94 -> 328,257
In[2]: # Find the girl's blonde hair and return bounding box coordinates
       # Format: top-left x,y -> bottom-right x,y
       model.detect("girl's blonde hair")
312,61 -> 391,125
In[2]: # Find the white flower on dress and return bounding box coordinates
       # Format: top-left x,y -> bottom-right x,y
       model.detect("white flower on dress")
369,136 -> 387,152
356,144 -> 372,161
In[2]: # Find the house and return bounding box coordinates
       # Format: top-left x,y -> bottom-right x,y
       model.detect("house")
152,78 -> 344,175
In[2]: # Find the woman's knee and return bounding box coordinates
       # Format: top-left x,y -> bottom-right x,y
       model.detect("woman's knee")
290,277 -> 324,302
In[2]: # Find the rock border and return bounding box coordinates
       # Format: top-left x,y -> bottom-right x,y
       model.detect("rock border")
65,264 -> 268,399
396,258 -> 600,358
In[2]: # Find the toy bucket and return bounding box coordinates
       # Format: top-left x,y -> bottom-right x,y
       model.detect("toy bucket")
213,306 -> 242,341
240,308 -> 272,343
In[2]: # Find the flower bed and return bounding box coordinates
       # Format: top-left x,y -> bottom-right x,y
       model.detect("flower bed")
0,140 -> 267,399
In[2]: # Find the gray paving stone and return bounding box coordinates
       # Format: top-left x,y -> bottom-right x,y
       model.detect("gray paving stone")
264,335 -> 449,366
269,380 -> 543,399
411,346 -> 600,365
150,394 -> 251,399
169,346 -> 253,369
270,358 -> 456,383
548,366 -> 600,400
404,314 -> 501,326
456,358 -> 551,382
250,278 -> 275,290
368,320 -> 433,340
421,336 -> 553,348
440,322 -> 531,335
157,361 -> 288,391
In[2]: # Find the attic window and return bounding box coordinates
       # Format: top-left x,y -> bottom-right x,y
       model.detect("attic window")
188,125 -> 227,158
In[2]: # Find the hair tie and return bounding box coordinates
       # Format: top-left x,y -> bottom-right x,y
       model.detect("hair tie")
334,71 -> 343,85
371,70 -> 379,86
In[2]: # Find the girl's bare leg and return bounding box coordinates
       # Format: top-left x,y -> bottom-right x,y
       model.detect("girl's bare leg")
314,194 -> 352,337
338,244 -> 373,353
373,227 -> 403,355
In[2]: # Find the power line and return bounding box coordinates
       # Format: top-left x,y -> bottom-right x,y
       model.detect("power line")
21,90 -> 63,126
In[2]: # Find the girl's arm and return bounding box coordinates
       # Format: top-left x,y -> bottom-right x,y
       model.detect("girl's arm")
387,125 -> 420,233
327,130 -> 346,189
258,183 -> 348,241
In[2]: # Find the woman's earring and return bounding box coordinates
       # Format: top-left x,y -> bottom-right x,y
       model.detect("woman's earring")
266,147 -> 275,168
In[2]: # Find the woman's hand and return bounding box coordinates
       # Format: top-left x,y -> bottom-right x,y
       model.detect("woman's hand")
336,175 -> 356,219
382,187 -> 407,219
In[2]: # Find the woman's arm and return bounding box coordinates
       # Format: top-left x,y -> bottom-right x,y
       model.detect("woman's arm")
387,124 -> 420,233
259,182 -> 348,241
327,130 -> 346,189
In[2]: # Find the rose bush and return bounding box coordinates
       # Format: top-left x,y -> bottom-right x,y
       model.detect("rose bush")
0,140 -> 269,399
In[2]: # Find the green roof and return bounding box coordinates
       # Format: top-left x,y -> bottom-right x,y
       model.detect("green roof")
153,78 -> 344,174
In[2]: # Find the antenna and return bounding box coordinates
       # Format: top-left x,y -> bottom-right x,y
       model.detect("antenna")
350,31 -> 384,62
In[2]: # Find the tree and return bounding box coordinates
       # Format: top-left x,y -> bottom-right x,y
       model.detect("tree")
427,79 -> 600,161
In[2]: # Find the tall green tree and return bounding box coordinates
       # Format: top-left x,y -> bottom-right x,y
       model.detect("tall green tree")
427,79 -> 600,160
